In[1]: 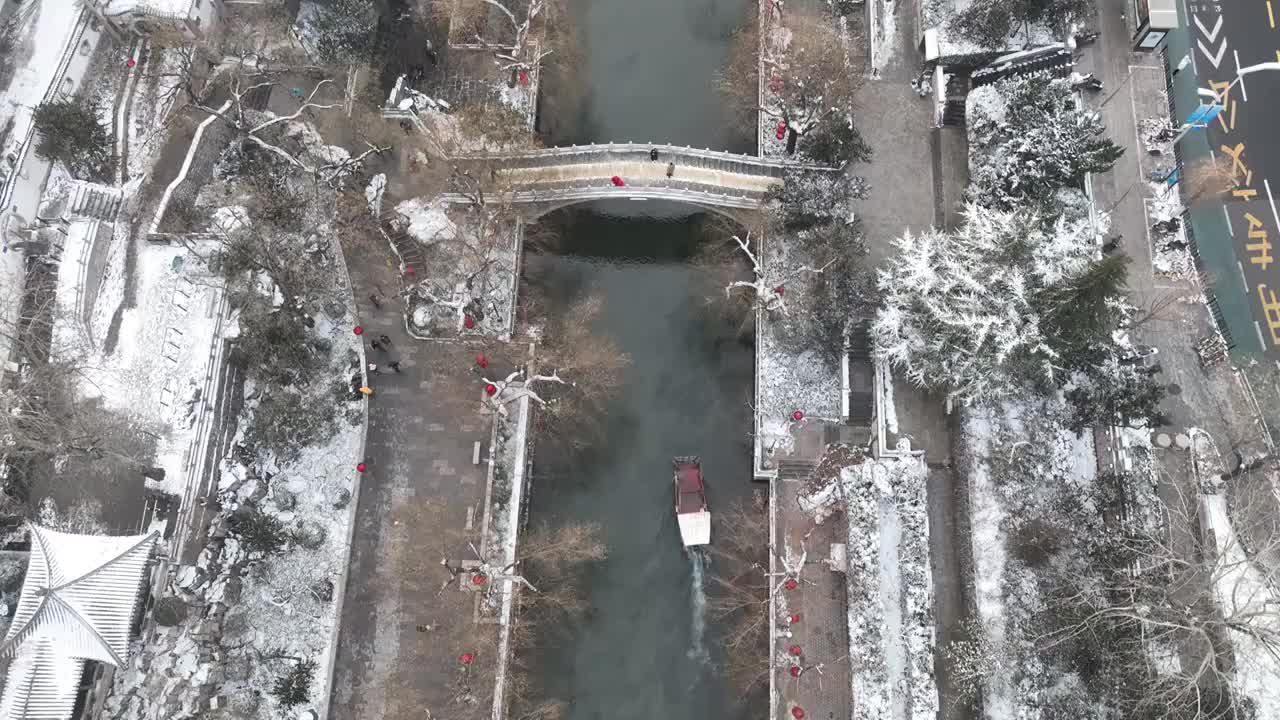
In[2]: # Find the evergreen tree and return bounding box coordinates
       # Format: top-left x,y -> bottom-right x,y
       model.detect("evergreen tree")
951,0 -> 1090,49
304,0 -> 381,64
1065,359 -> 1166,433
873,203 -> 1100,405
1040,254 -> 1131,367
968,78 -> 1124,209
32,98 -> 114,180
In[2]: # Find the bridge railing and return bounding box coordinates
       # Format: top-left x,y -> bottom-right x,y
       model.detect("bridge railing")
439,177 -> 771,210
450,142 -> 842,173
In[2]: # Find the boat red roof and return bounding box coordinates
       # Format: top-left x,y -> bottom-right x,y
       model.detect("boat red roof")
677,466 -> 703,493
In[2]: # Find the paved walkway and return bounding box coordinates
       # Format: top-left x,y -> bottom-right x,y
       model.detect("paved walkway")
500,161 -> 782,193
773,450 -> 855,717
328,235 -> 513,720
1083,3 -> 1264,468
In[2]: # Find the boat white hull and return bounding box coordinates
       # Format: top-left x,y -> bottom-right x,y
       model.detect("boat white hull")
677,511 -> 711,547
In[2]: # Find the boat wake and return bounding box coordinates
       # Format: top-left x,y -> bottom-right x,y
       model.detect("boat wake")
688,548 -> 710,664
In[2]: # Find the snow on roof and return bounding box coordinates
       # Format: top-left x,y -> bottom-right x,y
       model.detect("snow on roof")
0,639 -> 85,720
0,526 -> 156,720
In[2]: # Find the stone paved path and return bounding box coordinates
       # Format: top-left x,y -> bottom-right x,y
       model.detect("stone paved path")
328,236 -> 515,720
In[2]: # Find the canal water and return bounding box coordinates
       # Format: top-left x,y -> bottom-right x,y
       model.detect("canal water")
524,0 -> 758,716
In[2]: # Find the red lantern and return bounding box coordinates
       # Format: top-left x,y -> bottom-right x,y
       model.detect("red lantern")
464,314 -> 476,329
353,325 -> 364,336
472,573 -> 487,585
405,266 -> 416,276
785,577 -> 799,590
776,120 -> 787,141
126,58 -> 137,69
475,353 -> 488,369
792,707 -> 806,720
459,652 -> 475,665
519,69 -> 530,85
789,665 -> 802,678
485,383 -> 498,397
611,175 -> 625,187
770,74 -> 783,92
356,462 -> 367,473
790,613 -> 801,624
791,410 -> 804,422
789,645 -> 802,657
774,285 -> 785,295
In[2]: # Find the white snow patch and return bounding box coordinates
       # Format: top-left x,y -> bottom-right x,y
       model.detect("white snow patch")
803,456 -> 936,720
397,197 -> 456,244
1200,495 -> 1280,719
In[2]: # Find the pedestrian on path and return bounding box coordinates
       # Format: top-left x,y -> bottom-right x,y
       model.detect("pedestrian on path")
379,334 -> 393,347
650,148 -> 659,161
389,360 -> 402,373
368,362 -> 381,375
666,162 -> 675,178
359,386 -> 374,397
369,293 -> 383,309
370,339 -> 383,352
611,175 -> 625,187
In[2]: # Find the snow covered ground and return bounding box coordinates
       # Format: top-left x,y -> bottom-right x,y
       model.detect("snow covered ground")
0,2 -> 99,188
824,455 -> 933,719
960,398 -> 1103,719
801,453 -> 936,720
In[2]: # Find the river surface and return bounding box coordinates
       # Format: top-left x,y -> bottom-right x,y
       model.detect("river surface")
525,0 -> 757,716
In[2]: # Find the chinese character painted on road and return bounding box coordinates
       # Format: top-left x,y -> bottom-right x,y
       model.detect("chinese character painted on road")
1257,284 -> 1280,346
1245,212 -> 1273,270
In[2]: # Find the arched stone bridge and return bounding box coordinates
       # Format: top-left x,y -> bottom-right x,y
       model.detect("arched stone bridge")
442,143 -> 839,216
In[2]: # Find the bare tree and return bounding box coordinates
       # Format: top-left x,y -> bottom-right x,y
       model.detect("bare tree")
0,283 -> 160,498
720,8 -> 863,155
1037,480 -> 1278,718
1182,156 -> 1238,207
529,294 -> 631,448
707,497 -> 772,693
724,231 -> 834,316
448,0 -> 561,73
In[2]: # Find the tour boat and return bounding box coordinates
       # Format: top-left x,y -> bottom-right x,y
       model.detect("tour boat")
673,456 -> 711,547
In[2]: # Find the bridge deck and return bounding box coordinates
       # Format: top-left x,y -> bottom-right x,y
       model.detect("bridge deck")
500,161 -> 780,193
443,142 -> 836,211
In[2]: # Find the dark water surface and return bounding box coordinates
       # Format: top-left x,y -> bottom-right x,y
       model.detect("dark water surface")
527,0 -> 757,713
524,208 -> 756,720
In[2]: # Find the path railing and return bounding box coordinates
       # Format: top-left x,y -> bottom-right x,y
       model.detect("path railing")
438,180 -> 770,211
451,141 -> 838,173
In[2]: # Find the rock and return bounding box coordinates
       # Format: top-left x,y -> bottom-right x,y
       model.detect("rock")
310,578 -> 335,603
152,596 -> 190,626
273,489 -> 297,511
294,520 -> 327,551
174,565 -> 205,591
332,488 -> 352,510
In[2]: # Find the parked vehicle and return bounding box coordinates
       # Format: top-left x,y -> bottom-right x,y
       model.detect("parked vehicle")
673,456 -> 710,547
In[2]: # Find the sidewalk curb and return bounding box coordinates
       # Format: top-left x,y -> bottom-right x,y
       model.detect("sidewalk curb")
316,224 -> 370,720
